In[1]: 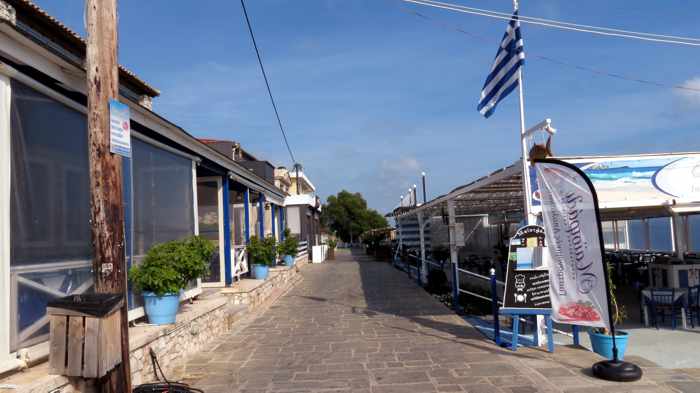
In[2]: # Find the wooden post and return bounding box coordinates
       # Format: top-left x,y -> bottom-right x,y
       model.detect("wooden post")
86,0 -> 131,392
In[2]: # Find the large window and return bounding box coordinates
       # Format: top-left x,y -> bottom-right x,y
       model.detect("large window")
132,138 -> 194,258
8,80 -> 198,350
197,179 -> 221,284
9,81 -> 93,351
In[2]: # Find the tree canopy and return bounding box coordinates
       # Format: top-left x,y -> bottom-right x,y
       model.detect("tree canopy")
321,190 -> 388,243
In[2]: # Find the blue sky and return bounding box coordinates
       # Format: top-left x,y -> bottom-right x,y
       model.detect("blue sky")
34,0 -> 700,213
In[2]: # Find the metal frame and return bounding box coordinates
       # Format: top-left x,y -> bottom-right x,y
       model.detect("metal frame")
0,72 -> 13,372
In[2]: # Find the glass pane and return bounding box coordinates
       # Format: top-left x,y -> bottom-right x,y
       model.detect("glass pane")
132,138 -> 194,257
688,214 -> 700,251
628,219 -> 646,250
9,81 -> 94,350
616,220 -> 629,249
197,180 -> 221,283
649,217 -> 672,251
602,221 -> 615,249
10,80 -> 91,266
12,264 -> 93,351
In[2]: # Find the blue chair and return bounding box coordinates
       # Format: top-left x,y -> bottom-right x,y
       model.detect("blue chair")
646,289 -> 684,329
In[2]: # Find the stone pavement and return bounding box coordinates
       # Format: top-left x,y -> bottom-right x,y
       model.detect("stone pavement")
172,250 -> 700,393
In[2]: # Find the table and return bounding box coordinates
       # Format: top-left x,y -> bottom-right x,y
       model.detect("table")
641,288 -> 688,329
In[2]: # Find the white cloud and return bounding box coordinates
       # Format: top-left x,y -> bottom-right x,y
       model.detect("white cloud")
676,76 -> 700,106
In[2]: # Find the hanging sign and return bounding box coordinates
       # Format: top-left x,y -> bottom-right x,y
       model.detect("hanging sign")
109,99 -> 131,157
534,159 -> 609,329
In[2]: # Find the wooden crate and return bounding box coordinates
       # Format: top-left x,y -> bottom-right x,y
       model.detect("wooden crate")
47,299 -> 123,378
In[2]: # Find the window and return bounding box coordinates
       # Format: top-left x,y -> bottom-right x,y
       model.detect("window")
132,138 -> 194,257
602,221 -> 615,249
627,219 -> 647,250
649,217 -> 672,251
9,81 -> 93,351
687,214 -> 700,251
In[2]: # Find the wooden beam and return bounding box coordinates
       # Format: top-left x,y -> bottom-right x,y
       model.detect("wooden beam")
85,0 -> 131,391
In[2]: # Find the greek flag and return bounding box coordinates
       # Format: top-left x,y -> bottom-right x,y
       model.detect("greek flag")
477,11 -> 525,118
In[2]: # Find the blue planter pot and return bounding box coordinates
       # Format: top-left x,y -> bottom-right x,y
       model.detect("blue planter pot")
588,329 -> 629,360
284,255 -> 295,266
143,291 -> 180,325
252,264 -> 269,280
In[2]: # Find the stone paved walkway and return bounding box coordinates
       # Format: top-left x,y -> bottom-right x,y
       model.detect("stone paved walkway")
174,250 -> 700,393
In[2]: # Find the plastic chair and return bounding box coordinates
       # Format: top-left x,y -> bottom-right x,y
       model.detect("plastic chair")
646,289 -> 682,329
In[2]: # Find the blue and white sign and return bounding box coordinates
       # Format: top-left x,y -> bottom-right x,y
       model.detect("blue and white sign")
531,154 -> 700,209
109,99 -> 131,157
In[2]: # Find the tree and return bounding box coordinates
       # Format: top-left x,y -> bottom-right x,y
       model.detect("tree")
322,190 -> 388,243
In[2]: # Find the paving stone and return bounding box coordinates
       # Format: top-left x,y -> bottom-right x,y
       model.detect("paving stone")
170,250 -> 697,393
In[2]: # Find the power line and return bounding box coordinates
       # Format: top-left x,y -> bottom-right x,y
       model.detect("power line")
240,0 -> 297,165
423,0 -> 700,43
406,9 -> 700,93
403,0 -> 700,47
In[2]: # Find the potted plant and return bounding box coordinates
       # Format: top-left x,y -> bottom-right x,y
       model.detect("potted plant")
129,236 -> 213,325
247,235 -> 277,279
327,238 -> 337,260
279,229 -> 299,266
588,264 -> 629,360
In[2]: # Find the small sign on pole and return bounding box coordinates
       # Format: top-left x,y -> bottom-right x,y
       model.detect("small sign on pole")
109,99 -> 131,157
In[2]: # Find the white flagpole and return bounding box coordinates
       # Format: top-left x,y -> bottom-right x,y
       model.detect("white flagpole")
514,0 -> 534,226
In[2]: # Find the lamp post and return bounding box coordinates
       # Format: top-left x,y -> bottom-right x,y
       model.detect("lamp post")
421,171 -> 427,204
412,185 -> 417,207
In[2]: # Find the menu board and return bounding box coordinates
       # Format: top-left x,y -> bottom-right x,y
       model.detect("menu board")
503,269 -> 551,310
502,225 -> 552,311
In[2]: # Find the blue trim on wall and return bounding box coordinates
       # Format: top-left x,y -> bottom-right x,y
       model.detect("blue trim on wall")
279,207 -> 285,240
271,204 -> 277,239
258,194 -> 265,237
244,187 -> 251,243
222,176 -> 232,286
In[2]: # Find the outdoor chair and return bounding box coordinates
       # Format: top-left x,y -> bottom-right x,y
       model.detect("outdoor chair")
688,285 -> 700,328
645,289 -> 684,330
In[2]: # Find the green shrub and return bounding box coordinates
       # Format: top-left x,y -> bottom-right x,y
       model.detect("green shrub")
129,235 -> 214,297
278,229 -> 299,258
247,235 -> 277,266
327,238 -> 337,249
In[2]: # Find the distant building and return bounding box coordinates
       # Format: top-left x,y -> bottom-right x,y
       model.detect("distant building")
278,166 -> 322,249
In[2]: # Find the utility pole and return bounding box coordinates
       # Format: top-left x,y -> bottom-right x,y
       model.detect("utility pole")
86,0 -> 131,391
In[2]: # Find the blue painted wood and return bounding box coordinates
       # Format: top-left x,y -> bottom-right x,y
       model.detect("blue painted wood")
545,315 -> 554,352
499,308 -> 555,352
572,325 -> 580,346
222,176 -> 232,286
271,204 -> 277,239
244,188 -> 251,243
451,262 -> 459,311
279,207 -> 285,240
258,194 -> 265,237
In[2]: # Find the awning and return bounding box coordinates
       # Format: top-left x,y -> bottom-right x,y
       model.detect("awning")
394,153 -> 700,221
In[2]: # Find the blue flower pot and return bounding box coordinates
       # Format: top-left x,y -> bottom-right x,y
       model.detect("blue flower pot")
142,291 -> 180,325
284,255 -> 295,266
252,264 -> 269,280
588,329 -> 629,360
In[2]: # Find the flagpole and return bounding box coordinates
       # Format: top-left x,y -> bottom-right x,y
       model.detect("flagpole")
514,0 -> 534,226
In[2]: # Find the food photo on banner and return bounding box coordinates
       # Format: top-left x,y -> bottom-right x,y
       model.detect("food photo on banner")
533,158 -> 642,382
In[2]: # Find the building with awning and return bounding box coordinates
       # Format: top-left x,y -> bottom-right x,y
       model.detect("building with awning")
392,152 -> 700,293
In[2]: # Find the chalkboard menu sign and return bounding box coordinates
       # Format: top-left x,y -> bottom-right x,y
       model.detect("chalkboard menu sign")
503,268 -> 551,310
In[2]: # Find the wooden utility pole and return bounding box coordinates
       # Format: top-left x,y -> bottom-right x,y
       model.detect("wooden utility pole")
86,0 -> 131,392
